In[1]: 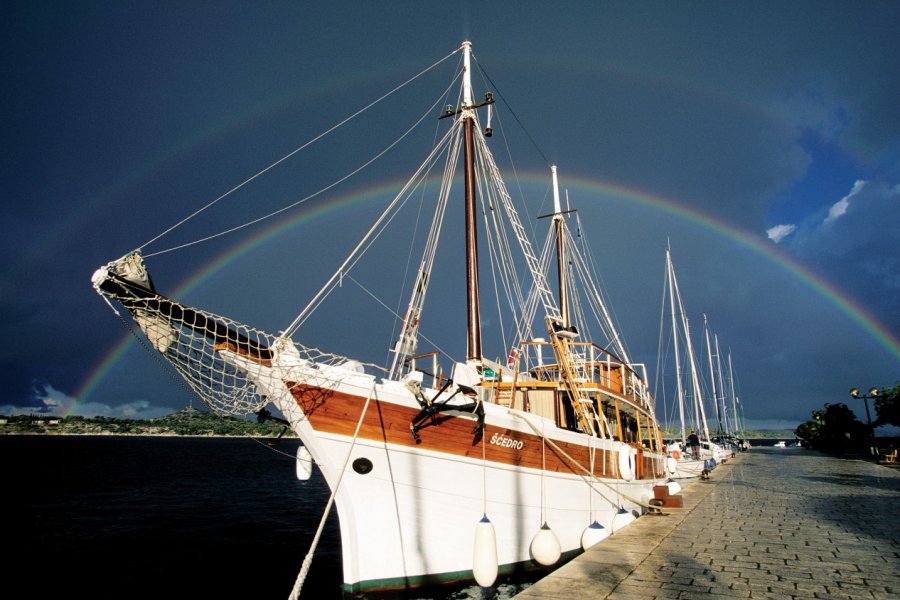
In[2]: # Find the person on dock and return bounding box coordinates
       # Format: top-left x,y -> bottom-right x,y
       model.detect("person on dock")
687,431 -> 700,459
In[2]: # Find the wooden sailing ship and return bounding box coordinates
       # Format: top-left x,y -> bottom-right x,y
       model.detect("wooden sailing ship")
92,41 -> 667,596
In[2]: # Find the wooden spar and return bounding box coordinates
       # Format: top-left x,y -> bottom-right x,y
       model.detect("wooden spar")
464,115 -> 481,361
462,41 -> 482,362
97,273 -> 272,360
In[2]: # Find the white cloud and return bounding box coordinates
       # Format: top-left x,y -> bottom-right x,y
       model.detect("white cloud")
74,400 -> 172,419
825,197 -> 849,222
766,224 -> 797,243
31,382 -> 77,414
0,380 -> 175,418
794,179 -> 897,254
824,179 -> 867,224
0,398 -> 175,419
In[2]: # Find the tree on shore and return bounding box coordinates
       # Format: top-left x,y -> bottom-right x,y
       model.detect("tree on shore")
874,383 -> 900,427
795,402 -> 869,455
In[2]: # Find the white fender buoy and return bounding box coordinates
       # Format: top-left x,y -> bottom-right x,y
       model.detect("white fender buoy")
666,479 -> 682,495
473,515 -> 498,587
580,520 -> 609,550
618,447 -> 635,481
666,456 -> 678,476
611,507 -> 636,532
529,522 -> 561,566
640,492 -> 652,514
295,445 -> 313,481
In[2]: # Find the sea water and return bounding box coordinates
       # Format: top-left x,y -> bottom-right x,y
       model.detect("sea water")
4,435 -> 531,599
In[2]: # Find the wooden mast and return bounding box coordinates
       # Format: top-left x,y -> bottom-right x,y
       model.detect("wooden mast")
462,41 -> 482,362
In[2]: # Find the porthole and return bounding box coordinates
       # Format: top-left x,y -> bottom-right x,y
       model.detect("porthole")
352,457 -> 373,475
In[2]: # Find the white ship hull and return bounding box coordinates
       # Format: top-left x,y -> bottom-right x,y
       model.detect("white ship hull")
669,457 -> 712,479
247,353 -> 665,593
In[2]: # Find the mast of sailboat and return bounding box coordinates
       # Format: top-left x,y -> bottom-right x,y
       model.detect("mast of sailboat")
551,166 -> 570,327
461,41 -> 482,362
728,351 -> 742,436
689,324 -> 711,444
669,250 -> 710,444
665,246 -> 687,445
714,333 -> 729,436
703,315 -> 723,438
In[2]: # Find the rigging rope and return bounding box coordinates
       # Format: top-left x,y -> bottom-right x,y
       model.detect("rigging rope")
140,48 -> 461,257
343,272 -> 454,366
473,59 -> 550,168
280,121 -> 457,338
288,381 -> 377,600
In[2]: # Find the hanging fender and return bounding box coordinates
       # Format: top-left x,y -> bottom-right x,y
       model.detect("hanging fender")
618,446 -> 636,481
666,456 -> 678,476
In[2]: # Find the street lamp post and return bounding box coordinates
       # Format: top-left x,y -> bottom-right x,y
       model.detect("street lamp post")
850,387 -> 879,456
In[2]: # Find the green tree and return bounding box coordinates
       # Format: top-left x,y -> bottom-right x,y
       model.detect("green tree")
794,402 -> 869,455
794,419 -> 820,443
873,383 -> 900,427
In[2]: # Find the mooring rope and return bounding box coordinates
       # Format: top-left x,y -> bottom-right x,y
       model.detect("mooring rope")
288,381 -> 377,600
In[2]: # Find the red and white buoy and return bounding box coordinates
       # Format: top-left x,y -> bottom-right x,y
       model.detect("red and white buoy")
507,346 -> 519,366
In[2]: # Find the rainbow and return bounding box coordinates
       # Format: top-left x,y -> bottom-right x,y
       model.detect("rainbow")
74,173 -> 900,414
74,180 -> 397,410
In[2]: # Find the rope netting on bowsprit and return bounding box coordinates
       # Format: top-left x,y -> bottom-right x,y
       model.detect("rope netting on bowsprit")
92,252 -> 348,417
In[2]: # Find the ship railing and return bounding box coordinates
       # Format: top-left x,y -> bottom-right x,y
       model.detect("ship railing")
403,351 -> 447,390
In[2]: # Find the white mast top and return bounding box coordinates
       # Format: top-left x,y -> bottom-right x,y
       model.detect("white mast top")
462,41 -> 474,115
551,165 -> 562,220
551,165 -> 570,326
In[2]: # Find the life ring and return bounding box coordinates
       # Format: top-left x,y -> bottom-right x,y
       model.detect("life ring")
671,450 -> 681,460
666,456 -> 677,475
618,446 -> 635,481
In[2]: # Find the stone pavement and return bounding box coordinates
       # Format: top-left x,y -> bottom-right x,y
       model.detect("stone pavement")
513,448 -> 900,599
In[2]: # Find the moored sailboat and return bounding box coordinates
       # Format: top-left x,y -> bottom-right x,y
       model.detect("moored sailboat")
658,245 -> 720,479
726,351 -> 752,451
700,317 -> 734,462
92,41 -> 667,596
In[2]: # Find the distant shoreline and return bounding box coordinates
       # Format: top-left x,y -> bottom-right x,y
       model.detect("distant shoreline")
0,409 -> 294,437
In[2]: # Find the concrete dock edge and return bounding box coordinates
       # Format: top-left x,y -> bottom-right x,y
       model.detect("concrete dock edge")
513,448 -> 900,599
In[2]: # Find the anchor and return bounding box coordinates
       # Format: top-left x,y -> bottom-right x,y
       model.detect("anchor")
409,382 -> 485,443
